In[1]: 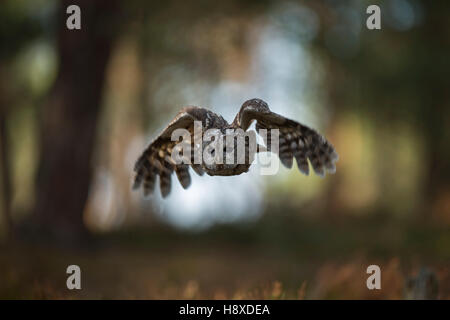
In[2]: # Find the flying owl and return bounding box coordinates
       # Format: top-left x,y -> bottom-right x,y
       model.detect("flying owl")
133,98 -> 338,197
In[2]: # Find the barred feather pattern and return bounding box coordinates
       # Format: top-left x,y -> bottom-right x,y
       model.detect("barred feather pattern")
133,107 -> 223,198
133,132 -> 201,198
256,120 -> 338,177
133,99 -> 338,198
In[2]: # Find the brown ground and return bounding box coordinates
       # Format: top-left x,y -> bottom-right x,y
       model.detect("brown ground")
1,215 -> 449,299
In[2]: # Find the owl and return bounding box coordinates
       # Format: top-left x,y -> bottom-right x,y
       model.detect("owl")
133,98 -> 338,197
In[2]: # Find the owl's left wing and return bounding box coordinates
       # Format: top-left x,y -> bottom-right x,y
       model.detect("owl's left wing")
236,102 -> 338,177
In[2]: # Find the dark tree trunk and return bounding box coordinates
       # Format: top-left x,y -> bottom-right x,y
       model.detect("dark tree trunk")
420,1 -> 450,220
33,0 -> 120,242
0,103 -> 13,239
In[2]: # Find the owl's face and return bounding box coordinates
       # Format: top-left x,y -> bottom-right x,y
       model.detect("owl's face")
201,129 -> 253,176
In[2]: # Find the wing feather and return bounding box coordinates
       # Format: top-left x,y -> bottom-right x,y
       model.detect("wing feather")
236,99 -> 338,177
133,107 -> 208,197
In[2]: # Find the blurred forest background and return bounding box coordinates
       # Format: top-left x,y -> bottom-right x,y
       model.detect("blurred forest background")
0,0 -> 449,299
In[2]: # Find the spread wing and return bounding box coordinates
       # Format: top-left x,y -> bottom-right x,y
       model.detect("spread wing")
235,99 -> 338,177
133,107 -> 208,198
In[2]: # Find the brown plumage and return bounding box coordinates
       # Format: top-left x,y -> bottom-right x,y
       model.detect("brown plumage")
133,98 -> 338,197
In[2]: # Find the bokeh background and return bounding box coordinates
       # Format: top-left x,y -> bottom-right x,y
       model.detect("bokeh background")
0,0 -> 449,299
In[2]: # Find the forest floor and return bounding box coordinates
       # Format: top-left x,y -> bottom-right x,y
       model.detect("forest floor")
1,215 -> 449,299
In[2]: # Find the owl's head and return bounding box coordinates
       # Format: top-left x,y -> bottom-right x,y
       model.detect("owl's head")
232,98 -> 270,130
241,98 -> 270,113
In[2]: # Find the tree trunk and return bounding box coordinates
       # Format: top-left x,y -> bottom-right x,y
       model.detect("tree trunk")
0,103 -> 13,239
420,1 -> 450,221
33,0 -> 119,242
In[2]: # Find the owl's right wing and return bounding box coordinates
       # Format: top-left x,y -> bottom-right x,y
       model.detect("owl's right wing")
236,100 -> 338,177
133,107 -> 208,198
255,113 -> 338,176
